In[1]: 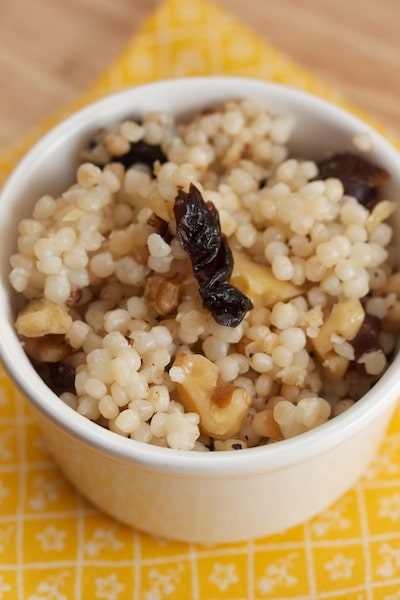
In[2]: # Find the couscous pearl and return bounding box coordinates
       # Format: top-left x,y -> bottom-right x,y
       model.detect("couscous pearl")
228,169 -> 257,194
64,247 -> 89,269
126,372 -> 149,401
77,396 -> 101,420
150,412 -> 168,437
147,386 -> 170,412
34,238 -> 58,259
249,353 -> 273,373
202,336 -> 229,361
90,252 -> 115,278
264,241 -> 288,263
358,350 -> 386,375
215,356 -> 240,382
252,409 -> 281,439
270,302 -> 298,328
44,273 -> 71,304
99,395 -> 119,419
334,259 -> 357,282
66,320 -> 91,349
235,223 -> 258,248
272,255 -> 294,281
37,256 -> 63,275
126,297 -> 148,319
83,377 -> 107,400
102,331 -> 129,356
33,195 -> 57,219
255,374 -> 274,397
131,422 -> 153,443
370,223 -> 392,246
147,233 -> 171,258
342,276 -> 369,298
104,309 -> 131,334
272,345 -> 294,367
60,392 -> 78,410
117,408 -> 142,434
273,400 -> 296,426
278,328 -> 306,352
128,399 -> 154,421
55,227 -> 77,252
333,399 -> 354,417
345,224 -> 367,243
120,120 -> 144,142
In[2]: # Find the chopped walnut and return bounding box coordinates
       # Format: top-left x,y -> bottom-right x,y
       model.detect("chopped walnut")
23,335 -> 71,363
144,274 -> 181,316
16,298 -> 73,338
170,353 -> 251,439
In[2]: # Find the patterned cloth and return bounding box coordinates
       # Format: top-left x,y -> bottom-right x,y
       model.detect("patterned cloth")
1,0 -> 400,598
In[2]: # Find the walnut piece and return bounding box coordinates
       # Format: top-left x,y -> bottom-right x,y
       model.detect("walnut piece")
23,335 -> 70,363
144,274 -> 181,316
311,298 -> 365,379
170,353 -> 251,440
15,298 -> 72,338
230,249 -> 302,307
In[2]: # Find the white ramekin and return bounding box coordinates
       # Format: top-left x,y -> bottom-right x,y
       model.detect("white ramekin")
1,77 -> 399,543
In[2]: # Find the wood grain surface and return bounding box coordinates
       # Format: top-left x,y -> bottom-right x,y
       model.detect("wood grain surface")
1,0 -> 399,153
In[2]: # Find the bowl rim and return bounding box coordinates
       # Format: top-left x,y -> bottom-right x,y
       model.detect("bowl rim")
1,76 -> 400,477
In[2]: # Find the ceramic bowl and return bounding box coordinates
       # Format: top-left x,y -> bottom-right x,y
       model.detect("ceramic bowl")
1,77 -> 400,543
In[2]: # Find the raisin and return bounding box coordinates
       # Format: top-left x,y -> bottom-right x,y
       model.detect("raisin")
316,152 -> 388,207
174,184 -> 253,327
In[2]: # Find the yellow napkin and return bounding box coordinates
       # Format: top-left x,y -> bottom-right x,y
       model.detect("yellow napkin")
1,0 -> 400,598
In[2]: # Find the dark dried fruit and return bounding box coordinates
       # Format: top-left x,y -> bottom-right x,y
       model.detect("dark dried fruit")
350,314 -> 381,360
199,281 -> 253,327
174,185 -> 221,284
174,184 -> 253,327
350,314 -> 382,376
34,360 -> 75,395
316,152 -> 388,207
112,140 -> 167,173
144,274 -> 181,316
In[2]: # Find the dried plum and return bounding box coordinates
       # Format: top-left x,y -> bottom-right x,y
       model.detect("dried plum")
33,360 -> 75,395
174,184 -> 253,327
316,152 -> 388,207
115,140 -> 167,172
350,314 -> 382,376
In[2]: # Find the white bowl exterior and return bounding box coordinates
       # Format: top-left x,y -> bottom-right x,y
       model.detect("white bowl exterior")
30,400 -> 395,543
1,77 -> 400,542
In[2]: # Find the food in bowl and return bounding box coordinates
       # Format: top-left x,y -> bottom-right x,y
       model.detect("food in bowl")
9,97 -> 400,451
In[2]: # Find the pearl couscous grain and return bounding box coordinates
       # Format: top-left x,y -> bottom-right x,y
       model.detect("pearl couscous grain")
10,99 -> 400,451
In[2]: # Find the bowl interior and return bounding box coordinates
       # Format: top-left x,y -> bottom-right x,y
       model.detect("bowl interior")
1,77 -> 400,473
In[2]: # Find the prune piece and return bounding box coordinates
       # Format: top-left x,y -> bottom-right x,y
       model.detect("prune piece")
349,314 -> 382,377
174,185 -> 221,284
350,314 -> 381,360
316,152 -> 388,207
33,360 -> 75,395
114,140 -> 167,172
200,281 -> 253,327
174,184 -> 253,327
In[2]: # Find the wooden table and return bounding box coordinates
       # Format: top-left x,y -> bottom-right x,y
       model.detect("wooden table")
1,0 -> 399,153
